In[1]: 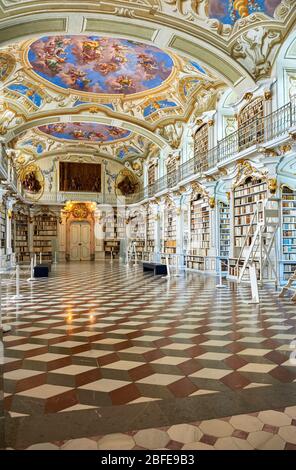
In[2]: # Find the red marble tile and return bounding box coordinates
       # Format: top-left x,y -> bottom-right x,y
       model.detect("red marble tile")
264,350 -> 288,365
97,353 -> 119,366
168,377 -> 197,397
226,343 -> 245,354
262,424 -> 279,434
178,359 -> 202,375
129,364 -> 154,381
166,440 -> 183,450
144,349 -> 164,362
232,429 -> 249,439
269,366 -> 296,383
200,434 -> 217,446
224,355 -> 248,370
221,371 -> 250,390
110,383 -> 140,405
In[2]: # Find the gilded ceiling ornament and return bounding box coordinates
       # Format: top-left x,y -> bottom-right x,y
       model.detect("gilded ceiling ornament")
243,92 -> 253,101
190,180 -> 208,199
279,144 -> 292,155
264,90 -> 272,101
209,196 -> 215,209
268,177 -> 277,194
258,147 -> 279,157
163,0 -> 199,20
232,160 -> 268,189
0,52 -> 16,82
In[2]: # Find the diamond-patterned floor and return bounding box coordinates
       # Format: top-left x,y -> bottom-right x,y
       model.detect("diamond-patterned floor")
1,261 -> 296,449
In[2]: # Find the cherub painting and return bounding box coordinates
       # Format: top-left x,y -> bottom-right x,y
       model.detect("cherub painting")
28,35 -> 173,95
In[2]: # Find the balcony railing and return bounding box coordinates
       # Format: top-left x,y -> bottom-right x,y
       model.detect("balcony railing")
142,98 -> 296,202
18,98 -> 296,207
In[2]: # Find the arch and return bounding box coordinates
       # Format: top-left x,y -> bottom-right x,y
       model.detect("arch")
274,29 -> 296,106
5,113 -> 170,150
0,10 -> 255,92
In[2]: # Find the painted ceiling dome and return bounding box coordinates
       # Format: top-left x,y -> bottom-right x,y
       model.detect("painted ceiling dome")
27,35 -> 174,95
38,123 -> 131,143
208,0 -> 282,25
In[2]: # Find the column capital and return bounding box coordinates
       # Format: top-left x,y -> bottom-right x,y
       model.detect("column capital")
0,187 -> 9,202
6,196 -> 17,210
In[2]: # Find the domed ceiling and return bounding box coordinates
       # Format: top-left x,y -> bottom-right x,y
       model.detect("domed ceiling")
208,0 -> 282,25
38,123 -> 131,143
27,35 -> 174,95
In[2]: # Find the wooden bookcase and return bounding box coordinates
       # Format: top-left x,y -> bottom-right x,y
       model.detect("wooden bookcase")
104,208 -> 125,258
164,207 -> 176,255
129,214 -> 145,258
14,211 -> 30,263
0,204 -> 5,254
219,201 -> 230,262
194,124 -> 208,171
281,186 -> 296,281
186,195 -> 210,270
229,176 -> 267,276
33,213 -> 58,262
146,210 -> 155,253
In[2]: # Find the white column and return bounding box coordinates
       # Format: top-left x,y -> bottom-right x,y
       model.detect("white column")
6,197 -> 16,255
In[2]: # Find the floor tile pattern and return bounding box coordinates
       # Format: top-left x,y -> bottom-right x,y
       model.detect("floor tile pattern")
13,406 -> 296,450
1,261 -> 296,448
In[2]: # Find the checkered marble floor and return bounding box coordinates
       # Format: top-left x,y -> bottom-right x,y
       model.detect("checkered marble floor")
1,261 -> 296,448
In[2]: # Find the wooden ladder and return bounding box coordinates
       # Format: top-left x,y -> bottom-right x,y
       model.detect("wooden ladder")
279,270 -> 296,301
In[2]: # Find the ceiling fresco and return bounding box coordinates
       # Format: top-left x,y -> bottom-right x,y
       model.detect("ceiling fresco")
27,35 -> 174,95
208,0 -> 282,25
38,123 -> 131,143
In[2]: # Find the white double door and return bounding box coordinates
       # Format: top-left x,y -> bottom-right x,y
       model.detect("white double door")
70,222 -> 91,261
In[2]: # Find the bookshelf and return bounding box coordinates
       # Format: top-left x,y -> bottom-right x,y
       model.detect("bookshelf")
186,196 -> 209,270
281,186 -> 296,281
129,215 -> 145,258
233,177 -> 267,249
15,211 -> 30,263
33,213 -> 57,262
194,124 -> 208,171
148,165 -> 156,186
219,202 -> 230,271
146,210 -> 155,253
167,159 -> 177,188
104,208 -> 125,258
0,204 -> 5,254
164,207 -> 176,255
229,176 -> 267,277
238,97 -> 264,150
